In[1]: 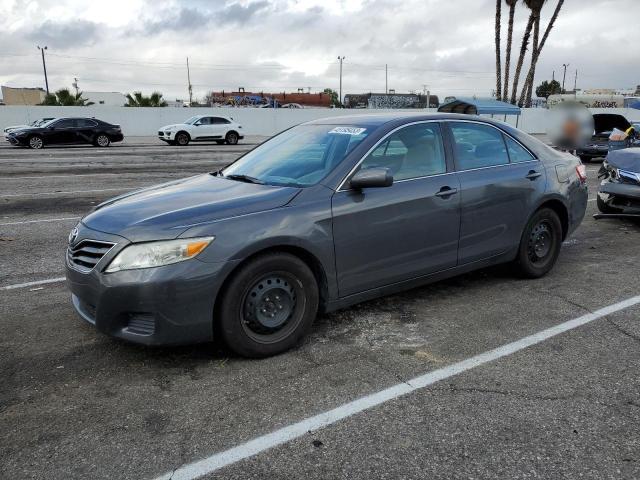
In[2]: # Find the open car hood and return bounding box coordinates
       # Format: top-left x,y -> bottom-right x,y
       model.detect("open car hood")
593,113 -> 631,135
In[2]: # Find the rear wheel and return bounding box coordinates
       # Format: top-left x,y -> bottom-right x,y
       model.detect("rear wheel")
514,208 -> 562,278
28,135 -> 44,149
218,253 -> 319,358
175,132 -> 190,146
94,134 -> 110,147
225,131 -> 239,145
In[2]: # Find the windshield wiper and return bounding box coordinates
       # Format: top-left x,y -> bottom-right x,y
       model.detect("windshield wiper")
224,174 -> 265,185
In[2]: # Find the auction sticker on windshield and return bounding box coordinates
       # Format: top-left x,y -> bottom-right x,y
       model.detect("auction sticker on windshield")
329,127 -> 367,135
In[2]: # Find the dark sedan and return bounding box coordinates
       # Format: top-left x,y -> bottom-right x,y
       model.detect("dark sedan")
65,113 -> 588,357
6,117 -> 123,149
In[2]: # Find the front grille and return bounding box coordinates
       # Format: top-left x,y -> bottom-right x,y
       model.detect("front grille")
68,239 -> 116,272
126,313 -> 156,335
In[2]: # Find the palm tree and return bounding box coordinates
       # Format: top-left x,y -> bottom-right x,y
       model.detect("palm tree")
40,88 -> 93,106
517,0 -> 547,106
125,91 -> 168,107
502,0 -> 518,101
495,0 -> 502,100
509,1 -> 536,104
520,0 -> 565,106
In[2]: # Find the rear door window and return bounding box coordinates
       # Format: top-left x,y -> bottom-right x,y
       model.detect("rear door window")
504,136 -> 535,162
449,122 -> 509,170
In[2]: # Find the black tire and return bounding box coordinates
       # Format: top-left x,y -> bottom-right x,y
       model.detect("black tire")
28,134 -> 44,149
597,195 -> 621,214
218,253 -> 319,358
514,208 -> 563,278
225,131 -> 239,145
175,132 -> 190,146
94,134 -> 110,147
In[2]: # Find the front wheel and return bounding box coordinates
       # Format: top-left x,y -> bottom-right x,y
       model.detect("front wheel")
514,208 -> 562,278
218,253 -> 319,358
28,135 -> 44,149
225,131 -> 239,145
94,134 -> 110,147
175,132 -> 190,146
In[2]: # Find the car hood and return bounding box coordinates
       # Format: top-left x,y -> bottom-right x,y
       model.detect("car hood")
593,114 -> 631,135
159,123 -> 188,130
606,148 -> 640,173
82,174 -> 302,242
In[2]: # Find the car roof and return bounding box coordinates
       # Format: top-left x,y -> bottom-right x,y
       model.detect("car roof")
303,112 -> 505,128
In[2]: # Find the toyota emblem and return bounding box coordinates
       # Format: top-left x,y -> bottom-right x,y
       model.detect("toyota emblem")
68,226 -> 79,244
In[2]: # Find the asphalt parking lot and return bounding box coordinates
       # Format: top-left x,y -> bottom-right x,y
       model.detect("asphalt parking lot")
1,137 -> 639,480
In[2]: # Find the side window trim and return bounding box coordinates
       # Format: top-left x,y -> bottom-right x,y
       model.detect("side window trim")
337,120 -> 450,191
503,132 -> 536,163
444,119 -> 538,172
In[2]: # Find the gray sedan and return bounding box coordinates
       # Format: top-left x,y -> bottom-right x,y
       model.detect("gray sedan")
65,113 -> 588,357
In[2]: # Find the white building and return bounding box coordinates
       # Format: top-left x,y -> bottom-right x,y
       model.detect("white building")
84,91 -> 126,106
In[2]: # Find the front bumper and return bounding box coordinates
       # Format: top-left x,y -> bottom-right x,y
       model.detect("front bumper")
6,135 -> 25,145
158,130 -> 177,142
597,180 -> 640,214
65,224 -> 238,346
577,146 -> 608,158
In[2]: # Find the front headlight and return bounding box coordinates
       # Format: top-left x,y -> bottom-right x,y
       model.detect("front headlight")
105,237 -> 214,273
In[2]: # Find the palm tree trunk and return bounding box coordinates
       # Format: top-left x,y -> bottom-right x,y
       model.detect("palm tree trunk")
520,0 -> 565,106
519,14 -> 540,107
509,13 -> 534,105
495,0 -> 502,100
502,2 -> 516,101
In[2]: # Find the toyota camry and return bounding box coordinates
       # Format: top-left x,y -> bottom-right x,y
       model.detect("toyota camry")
65,113 -> 588,357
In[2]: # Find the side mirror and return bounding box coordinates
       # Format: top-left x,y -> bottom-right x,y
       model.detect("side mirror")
350,167 -> 393,189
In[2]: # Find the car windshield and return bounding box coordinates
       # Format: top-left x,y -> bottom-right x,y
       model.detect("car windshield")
184,116 -> 200,125
221,124 -> 371,187
36,119 -> 54,127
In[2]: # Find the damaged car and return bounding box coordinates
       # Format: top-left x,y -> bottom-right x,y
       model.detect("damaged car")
596,148 -> 640,218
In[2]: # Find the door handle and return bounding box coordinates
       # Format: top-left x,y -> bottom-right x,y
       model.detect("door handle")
525,170 -> 542,180
435,186 -> 458,198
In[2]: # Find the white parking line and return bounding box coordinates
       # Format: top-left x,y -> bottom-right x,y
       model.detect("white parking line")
153,294 -> 640,480
0,277 -> 66,291
1,188 -> 127,198
0,216 -> 79,226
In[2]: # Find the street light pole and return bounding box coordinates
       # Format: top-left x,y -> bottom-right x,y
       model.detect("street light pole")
37,45 -> 49,95
562,63 -> 569,93
337,56 -> 345,107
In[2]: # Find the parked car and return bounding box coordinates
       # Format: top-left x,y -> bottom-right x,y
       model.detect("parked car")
595,147 -> 640,217
3,117 -> 55,135
6,117 -> 123,149
281,103 -> 303,109
157,115 -> 243,146
577,113 -> 631,162
66,113 -> 588,357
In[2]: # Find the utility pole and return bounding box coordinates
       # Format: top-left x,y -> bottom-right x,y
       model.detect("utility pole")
573,69 -> 578,95
72,77 -> 79,97
552,70 -> 555,82
186,57 -> 193,105
337,56 -> 345,107
385,64 -> 388,95
562,63 -> 569,93
37,45 -> 49,95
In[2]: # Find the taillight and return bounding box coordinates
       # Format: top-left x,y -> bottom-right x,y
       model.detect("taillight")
576,164 -> 587,183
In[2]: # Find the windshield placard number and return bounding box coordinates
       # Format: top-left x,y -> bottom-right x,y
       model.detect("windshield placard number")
329,127 -> 367,135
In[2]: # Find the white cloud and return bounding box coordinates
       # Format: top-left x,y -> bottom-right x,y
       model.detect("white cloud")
0,0 -> 638,101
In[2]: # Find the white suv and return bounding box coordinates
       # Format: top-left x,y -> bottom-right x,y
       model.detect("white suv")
158,115 -> 243,146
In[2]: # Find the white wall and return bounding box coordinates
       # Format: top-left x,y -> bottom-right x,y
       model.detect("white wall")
1,105 -> 639,137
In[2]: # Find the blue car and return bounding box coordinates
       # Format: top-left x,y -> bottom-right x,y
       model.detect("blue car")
65,113 -> 588,357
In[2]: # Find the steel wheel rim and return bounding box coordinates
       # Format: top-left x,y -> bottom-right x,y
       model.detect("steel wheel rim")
177,134 -> 187,145
97,135 -> 109,146
240,273 -> 305,344
29,137 -> 42,149
527,220 -> 553,263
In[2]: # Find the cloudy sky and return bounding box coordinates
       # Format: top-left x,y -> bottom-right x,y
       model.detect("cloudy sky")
1,0 -> 638,102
